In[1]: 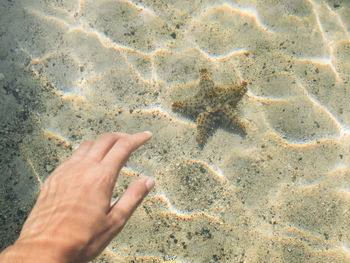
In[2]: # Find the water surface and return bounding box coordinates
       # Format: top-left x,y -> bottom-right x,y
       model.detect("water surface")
1,0 -> 350,262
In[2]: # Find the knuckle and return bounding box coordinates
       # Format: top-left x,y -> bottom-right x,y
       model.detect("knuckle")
87,164 -> 112,181
117,205 -> 130,219
111,207 -> 129,226
108,214 -> 126,235
117,136 -> 134,152
98,163 -> 115,178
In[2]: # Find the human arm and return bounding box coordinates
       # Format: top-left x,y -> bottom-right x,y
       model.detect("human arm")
0,132 -> 155,263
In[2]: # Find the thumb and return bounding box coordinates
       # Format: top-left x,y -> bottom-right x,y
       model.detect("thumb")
108,177 -> 155,233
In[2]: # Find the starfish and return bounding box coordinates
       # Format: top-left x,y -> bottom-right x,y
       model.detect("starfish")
172,68 -> 248,144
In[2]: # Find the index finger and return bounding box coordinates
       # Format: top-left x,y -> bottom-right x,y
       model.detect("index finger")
101,131 -> 152,182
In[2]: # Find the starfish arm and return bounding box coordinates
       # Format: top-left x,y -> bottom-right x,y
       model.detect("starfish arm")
232,81 -> 248,105
171,69 -> 248,145
172,98 -> 206,119
195,109 -> 218,144
217,104 -> 247,134
199,68 -> 215,94
222,82 -> 248,107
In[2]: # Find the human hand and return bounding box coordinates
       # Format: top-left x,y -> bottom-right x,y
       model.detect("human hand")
0,132 -> 154,263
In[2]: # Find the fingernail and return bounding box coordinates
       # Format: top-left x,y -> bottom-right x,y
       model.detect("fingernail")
144,131 -> 152,135
145,177 -> 155,191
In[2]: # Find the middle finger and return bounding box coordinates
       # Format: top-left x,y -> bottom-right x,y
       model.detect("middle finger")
85,133 -> 128,162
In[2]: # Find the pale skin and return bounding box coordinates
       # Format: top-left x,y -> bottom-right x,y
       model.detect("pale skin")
0,132 -> 155,263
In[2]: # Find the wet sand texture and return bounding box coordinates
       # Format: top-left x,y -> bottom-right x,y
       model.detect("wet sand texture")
1,0 -> 350,262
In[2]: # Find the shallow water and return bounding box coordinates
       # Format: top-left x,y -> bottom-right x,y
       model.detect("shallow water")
1,0 -> 350,262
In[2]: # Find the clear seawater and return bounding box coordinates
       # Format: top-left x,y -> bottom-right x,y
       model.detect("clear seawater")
1,0 -> 350,262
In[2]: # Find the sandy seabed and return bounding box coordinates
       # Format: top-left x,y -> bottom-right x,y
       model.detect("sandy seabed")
1,0 -> 350,262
